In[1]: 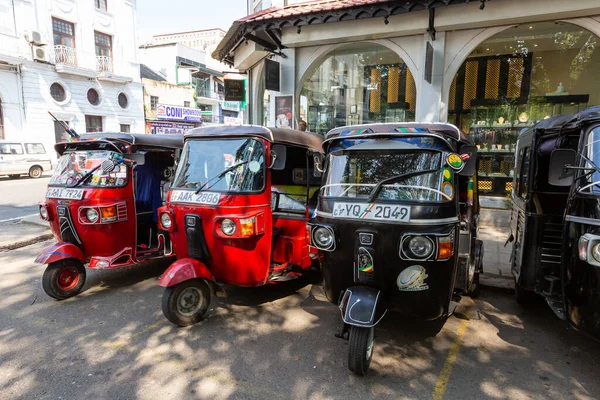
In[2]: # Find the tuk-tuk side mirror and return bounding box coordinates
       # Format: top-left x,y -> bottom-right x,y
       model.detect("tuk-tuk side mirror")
312,152 -> 324,176
459,145 -> 477,176
548,149 -> 577,186
270,144 -> 287,170
125,153 -> 145,165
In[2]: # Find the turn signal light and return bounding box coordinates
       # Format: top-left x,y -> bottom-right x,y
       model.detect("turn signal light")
437,236 -> 453,260
100,206 -> 117,222
239,216 -> 256,237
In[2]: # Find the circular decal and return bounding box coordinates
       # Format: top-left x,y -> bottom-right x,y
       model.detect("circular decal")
397,265 -> 429,291
447,153 -> 464,170
248,160 -> 261,173
443,168 -> 452,181
442,182 -> 454,200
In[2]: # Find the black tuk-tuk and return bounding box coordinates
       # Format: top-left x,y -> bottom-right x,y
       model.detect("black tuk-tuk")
308,123 -> 483,375
509,106 -> 600,339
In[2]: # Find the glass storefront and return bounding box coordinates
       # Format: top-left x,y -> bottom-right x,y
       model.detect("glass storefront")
299,43 -> 416,135
449,22 -> 600,196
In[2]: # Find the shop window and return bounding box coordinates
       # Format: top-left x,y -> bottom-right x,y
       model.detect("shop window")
87,88 -> 100,105
94,0 -> 107,11
150,96 -> 158,111
299,43 -> 415,135
50,82 -> 67,102
450,21 -> 600,198
120,124 -> 130,133
0,143 -> 23,155
85,115 -> 103,133
0,97 -> 4,139
25,143 -> 46,154
118,92 -> 128,109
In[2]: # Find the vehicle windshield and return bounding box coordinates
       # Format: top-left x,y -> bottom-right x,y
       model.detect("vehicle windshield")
173,138 -> 265,193
49,150 -> 127,187
581,126 -> 600,193
322,150 -> 446,201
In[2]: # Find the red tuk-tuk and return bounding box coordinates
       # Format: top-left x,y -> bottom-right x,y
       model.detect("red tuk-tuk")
157,125 -> 323,326
35,133 -> 183,299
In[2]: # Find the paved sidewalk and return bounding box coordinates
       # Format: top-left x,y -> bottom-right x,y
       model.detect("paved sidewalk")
0,215 -> 52,252
479,208 -> 513,289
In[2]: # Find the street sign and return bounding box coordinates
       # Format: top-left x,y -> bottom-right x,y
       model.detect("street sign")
265,59 -> 280,92
224,79 -> 245,102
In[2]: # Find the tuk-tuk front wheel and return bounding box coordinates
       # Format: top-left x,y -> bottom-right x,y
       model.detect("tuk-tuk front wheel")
348,326 -> 375,376
162,279 -> 211,327
42,259 -> 86,300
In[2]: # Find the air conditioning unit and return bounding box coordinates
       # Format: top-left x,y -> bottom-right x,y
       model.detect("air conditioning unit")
28,30 -> 47,46
32,45 -> 48,62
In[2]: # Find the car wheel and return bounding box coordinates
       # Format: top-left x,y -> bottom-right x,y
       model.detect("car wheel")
42,259 -> 86,300
162,279 -> 211,327
29,166 -> 43,178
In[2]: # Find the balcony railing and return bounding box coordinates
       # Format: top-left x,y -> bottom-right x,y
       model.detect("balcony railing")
52,45 -> 77,66
96,56 -> 113,73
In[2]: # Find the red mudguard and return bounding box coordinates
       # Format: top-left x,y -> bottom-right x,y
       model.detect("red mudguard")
34,242 -> 85,265
158,258 -> 215,288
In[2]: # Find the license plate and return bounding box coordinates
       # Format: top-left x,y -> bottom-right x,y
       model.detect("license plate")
332,202 -> 410,222
46,187 -> 84,200
170,190 -> 220,205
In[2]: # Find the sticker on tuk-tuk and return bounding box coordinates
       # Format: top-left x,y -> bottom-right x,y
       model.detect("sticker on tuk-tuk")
396,265 -> 429,291
447,153 -> 464,171
170,190 -> 220,205
358,247 -> 374,273
442,182 -> 454,200
443,168 -> 452,181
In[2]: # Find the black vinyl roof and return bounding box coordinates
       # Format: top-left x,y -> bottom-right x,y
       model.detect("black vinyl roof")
55,133 -> 183,155
185,125 -> 324,151
325,123 -> 473,146
521,106 -> 600,138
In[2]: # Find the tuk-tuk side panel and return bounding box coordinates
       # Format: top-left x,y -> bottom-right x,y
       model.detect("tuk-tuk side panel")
272,215 -> 312,268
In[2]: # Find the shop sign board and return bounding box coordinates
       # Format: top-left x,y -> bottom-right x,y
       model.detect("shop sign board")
224,79 -> 245,102
156,104 -> 203,123
147,121 -> 194,135
224,116 -> 242,124
223,101 -> 241,111
265,59 -> 280,92
275,95 -> 293,129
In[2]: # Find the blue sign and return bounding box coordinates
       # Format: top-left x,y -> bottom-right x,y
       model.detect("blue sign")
156,104 -> 203,123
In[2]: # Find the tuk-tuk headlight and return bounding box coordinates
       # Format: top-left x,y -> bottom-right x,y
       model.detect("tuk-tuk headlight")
592,243 -> 600,263
221,218 -> 236,236
311,226 -> 335,251
39,205 -> 49,220
407,236 -> 434,259
160,213 -> 172,229
86,208 -> 99,223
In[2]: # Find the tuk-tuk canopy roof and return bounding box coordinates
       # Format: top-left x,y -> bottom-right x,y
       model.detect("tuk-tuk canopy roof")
325,123 -> 472,147
55,132 -> 183,155
521,106 -> 600,138
185,125 -> 324,152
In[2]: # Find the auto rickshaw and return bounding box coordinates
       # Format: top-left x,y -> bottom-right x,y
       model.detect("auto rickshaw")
508,106 -> 600,339
35,132 -> 183,299
157,125 -> 324,326
308,123 -> 482,375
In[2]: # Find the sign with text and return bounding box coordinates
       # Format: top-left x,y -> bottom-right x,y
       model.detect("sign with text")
224,79 -> 245,102
275,95 -> 293,129
222,101 -> 241,111
156,104 -> 203,123
265,59 -> 280,92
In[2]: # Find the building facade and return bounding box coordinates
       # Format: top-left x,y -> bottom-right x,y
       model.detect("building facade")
0,0 -> 144,153
217,0 -> 600,198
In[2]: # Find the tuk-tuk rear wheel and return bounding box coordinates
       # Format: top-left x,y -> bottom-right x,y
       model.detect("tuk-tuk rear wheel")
162,279 -> 211,327
348,326 -> 375,376
42,259 -> 86,300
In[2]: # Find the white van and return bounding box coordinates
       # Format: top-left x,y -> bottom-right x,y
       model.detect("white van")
0,140 -> 53,179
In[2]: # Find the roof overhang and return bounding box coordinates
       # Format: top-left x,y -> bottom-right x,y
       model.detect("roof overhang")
213,0 -> 491,66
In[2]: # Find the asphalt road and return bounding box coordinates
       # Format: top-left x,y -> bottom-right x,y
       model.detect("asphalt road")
0,174 -> 50,221
1,241 -> 599,400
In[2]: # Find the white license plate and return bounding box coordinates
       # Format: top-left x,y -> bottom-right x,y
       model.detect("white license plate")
332,202 -> 410,222
46,187 -> 84,200
170,190 -> 220,205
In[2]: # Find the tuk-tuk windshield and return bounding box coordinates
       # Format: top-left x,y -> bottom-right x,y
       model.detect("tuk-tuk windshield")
173,138 -> 265,193
582,126 -> 600,193
49,150 -> 127,187
322,150 -> 446,201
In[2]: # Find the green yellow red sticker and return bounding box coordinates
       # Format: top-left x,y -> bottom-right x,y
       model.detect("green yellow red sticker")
443,168 -> 452,181
447,153 -> 464,170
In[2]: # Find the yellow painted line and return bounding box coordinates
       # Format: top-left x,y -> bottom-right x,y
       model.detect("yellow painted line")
432,319 -> 469,400
103,319 -> 168,350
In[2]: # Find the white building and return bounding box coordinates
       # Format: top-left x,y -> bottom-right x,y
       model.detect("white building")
0,0 -> 144,152
248,0 -> 306,14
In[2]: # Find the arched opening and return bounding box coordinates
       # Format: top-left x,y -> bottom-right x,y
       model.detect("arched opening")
448,21 -> 600,197
298,43 -> 417,135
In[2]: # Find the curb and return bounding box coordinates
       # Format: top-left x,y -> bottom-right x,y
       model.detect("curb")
0,234 -> 54,253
